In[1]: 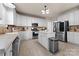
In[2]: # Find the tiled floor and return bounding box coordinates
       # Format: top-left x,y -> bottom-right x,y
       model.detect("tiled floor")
19,39 -> 79,56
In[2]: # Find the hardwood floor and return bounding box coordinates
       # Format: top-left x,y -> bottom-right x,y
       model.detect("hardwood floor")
19,39 -> 53,56
19,39 -> 79,56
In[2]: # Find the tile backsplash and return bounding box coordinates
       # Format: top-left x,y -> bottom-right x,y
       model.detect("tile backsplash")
0,25 -> 27,34
0,27 -> 7,34
69,25 -> 79,32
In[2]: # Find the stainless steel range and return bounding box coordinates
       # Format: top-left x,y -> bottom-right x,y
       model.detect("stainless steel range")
31,23 -> 39,39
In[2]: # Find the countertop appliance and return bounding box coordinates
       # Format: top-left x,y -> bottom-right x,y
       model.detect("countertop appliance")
53,21 -> 69,42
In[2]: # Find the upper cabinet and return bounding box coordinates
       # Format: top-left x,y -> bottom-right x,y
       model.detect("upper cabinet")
0,3 -> 16,25
0,4 -> 7,24
16,13 -> 47,27
5,4 -> 16,25
6,8 -> 15,25
0,4 -> 2,20
74,10 -> 79,25
57,9 -> 79,26
68,12 -> 75,25
57,14 -> 68,22
68,10 -> 79,25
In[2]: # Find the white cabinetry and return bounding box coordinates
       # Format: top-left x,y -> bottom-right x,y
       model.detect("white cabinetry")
6,8 -> 14,25
0,4 -> 7,24
67,32 -> 74,43
74,10 -> 79,25
18,15 -> 26,26
68,10 -> 79,25
0,4 -> 3,20
38,32 -> 49,50
69,12 -> 75,25
0,3 -> 16,25
16,14 -> 20,26
0,44 -> 12,56
5,44 -> 12,56
16,14 -> 26,26
31,17 -> 38,23
21,15 -> 26,26
47,21 -> 52,33
38,32 -> 55,50
57,9 -> 79,26
74,33 -> 79,44
16,13 -> 47,26
67,32 -> 79,45
26,17 -> 32,26
22,31 -> 32,40
18,31 -> 32,40
38,19 -> 47,26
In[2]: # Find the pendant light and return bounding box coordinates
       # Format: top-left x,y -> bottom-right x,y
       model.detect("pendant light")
41,5 -> 49,14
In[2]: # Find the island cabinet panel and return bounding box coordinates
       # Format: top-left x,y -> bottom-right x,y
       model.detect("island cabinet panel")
0,32 -> 20,56
5,44 -> 12,56
38,31 -> 55,50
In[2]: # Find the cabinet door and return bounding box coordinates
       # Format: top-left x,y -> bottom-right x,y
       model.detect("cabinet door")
74,33 -> 79,44
20,15 -> 27,26
24,31 -> 32,40
13,9 -> 17,25
0,4 -> 2,20
5,44 -> 12,56
26,17 -> 32,26
47,21 -> 52,33
74,10 -> 79,25
67,32 -> 74,43
31,17 -> 38,23
69,12 -> 75,25
16,15 -> 20,26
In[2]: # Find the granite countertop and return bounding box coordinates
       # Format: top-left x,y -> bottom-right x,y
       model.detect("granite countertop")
0,32 -> 18,50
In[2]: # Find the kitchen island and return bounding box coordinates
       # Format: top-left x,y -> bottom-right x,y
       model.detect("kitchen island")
38,31 -> 55,50
0,32 -> 19,56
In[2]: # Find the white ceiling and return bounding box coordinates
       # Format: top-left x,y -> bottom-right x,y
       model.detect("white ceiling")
15,3 -> 79,19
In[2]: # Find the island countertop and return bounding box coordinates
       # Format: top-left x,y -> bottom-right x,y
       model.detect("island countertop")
0,32 -> 18,50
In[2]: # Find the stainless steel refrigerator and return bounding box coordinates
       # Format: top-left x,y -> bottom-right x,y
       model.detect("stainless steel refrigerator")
53,21 -> 69,42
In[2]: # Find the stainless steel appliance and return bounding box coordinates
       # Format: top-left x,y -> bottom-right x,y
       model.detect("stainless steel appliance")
49,37 -> 59,54
31,23 -> 39,39
53,21 -> 69,42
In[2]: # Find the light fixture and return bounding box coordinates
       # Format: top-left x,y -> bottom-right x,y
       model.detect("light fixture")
41,5 -> 49,14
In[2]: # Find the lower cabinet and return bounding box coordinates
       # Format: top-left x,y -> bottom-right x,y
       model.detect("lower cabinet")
67,32 -> 79,45
5,44 -> 12,56
18,31 -> 32,40
23,31 -> 32,40
67,32 -> 75,43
